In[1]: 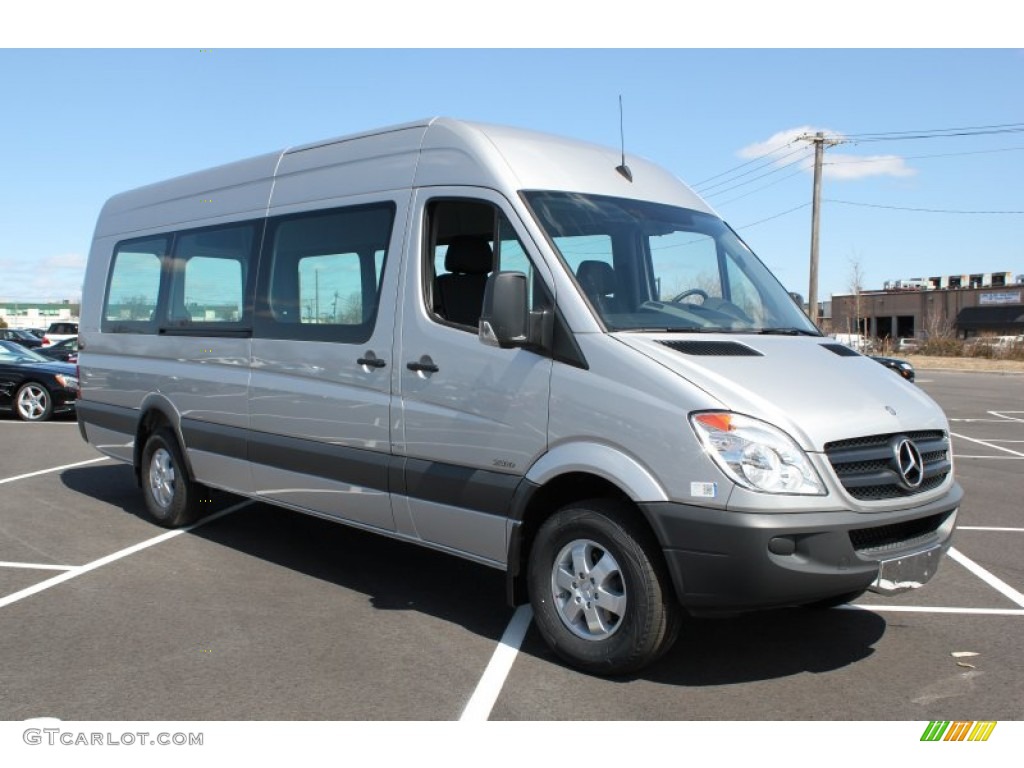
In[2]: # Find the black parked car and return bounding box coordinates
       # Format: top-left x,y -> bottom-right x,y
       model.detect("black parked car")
0,340 -> 78,421
0,328 -> 43,348
871,355 -> 915,382
36,336 -> 79,363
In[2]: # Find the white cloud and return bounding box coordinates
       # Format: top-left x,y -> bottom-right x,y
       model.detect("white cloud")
738,126 -> 916,181
42,252 -> 87,270
738,126 -> 822,160
823,152 -> 916,180
0,253 -> 84,303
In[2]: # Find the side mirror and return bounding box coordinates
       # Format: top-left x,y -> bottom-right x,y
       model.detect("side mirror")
479,271 -> 529,348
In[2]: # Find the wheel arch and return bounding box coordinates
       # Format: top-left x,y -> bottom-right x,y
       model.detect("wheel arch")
132,395 -> 192,485
506,445 -> 674,607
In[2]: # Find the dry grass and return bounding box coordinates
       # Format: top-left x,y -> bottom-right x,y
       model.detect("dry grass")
904,355 -> 1024,373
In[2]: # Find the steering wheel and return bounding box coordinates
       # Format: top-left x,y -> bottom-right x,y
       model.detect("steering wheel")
669,288 -> 708,304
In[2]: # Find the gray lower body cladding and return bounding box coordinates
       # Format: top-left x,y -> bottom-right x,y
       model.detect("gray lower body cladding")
641,485 -> 962,609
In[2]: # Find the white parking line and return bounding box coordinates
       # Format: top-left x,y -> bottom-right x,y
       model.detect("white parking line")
460,604 -> 532,721
990,410 -> 1024,423
0,457 -> 109,485
959,526 -> 1024,532
0,421 -> 78,426
0,501 -> 250,610
950,432 -> 1024,458
947,546 -> 1024,608
842,605 -> 1024,616
0,562 -> 76,571
954,455 -> 1024,460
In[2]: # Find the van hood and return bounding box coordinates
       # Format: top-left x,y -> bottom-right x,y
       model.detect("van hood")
612,333 -> 948,452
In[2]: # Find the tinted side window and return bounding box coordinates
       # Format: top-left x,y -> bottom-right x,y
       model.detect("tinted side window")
166,223 -> 256,327
256,203 -> 396,343
103,236 -> 168,332
426,199 -> 548,331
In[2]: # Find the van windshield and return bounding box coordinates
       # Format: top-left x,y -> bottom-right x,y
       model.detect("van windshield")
523,191 -> 819,335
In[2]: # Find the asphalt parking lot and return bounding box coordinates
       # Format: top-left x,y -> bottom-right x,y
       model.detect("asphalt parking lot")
1,369 -> 1021,722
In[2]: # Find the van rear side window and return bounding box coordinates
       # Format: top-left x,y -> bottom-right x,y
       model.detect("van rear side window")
167,223 -> 255,326
103,236 -> 168,331
256,203 -> 395,343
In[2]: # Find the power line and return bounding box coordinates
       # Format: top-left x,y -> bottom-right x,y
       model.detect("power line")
834,127 -> 1024,144
825,199 -> 1024,215
696,122 -> 1024,204
734,202 -> 811,230
713,167 -> 807,207
700,151 -> 812,197
692,143 -> 806,189
711,145 -> 1024,207
841,121 -> 1024,139
823,145 -> 1024,166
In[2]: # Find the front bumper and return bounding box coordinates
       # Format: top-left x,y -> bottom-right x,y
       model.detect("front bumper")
641,483 -> 962,610
53,388 -> 78,414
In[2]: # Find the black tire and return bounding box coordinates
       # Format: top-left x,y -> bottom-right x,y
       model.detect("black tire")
15,382 -> 53,422
528,499 -> 682,676
140,427 -> 200,528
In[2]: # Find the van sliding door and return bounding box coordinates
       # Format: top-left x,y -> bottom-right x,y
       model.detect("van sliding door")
248,198 -> 406,532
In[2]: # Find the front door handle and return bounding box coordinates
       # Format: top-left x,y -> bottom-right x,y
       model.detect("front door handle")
406,356 -> 439,374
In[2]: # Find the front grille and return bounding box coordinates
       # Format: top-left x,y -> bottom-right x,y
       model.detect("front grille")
825,430 -> 951,501
850,512 -> 949,553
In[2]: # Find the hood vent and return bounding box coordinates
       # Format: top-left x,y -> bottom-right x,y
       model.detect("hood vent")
658,340 -> 763,357
822,343 -> 861,357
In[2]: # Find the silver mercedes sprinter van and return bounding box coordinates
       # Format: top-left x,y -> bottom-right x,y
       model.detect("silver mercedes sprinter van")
78,118 -> 961,674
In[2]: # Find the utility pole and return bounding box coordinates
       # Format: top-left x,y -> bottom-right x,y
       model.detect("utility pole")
798,131 -> 843,327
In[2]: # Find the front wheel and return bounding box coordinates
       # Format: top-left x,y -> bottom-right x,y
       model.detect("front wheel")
140,428 -> 200,528
528,500 -> 682,676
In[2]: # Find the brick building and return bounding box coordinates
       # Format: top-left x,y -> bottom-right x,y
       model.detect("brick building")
828,272 -> 1024,340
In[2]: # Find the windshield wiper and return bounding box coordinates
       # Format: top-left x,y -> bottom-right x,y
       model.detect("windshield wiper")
623,327 -> 715,333
756,327 -> 822,336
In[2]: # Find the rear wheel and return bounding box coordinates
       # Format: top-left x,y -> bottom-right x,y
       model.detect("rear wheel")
15,383 -> 53,421
528,499 -> 682,676
140,428 -> 200,528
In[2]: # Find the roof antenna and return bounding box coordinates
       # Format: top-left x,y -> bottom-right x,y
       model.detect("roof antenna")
615,94 -> 633,182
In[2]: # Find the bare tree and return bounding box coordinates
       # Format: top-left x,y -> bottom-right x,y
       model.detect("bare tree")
122,294 -> 155,321
848,255 -> 865,337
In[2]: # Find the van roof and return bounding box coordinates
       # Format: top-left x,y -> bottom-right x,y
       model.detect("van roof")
94,117 -> 714,240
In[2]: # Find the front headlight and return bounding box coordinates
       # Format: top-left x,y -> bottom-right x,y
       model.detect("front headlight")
689,411 -> 825,495
54,374 -> 79,389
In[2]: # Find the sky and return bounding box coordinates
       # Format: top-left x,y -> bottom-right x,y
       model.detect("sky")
1,36 -> 1022,310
